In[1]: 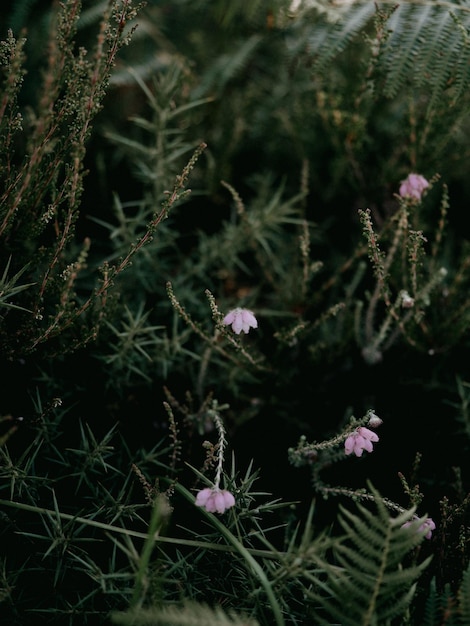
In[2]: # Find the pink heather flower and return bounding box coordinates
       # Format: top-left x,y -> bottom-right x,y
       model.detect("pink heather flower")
345,426 -> 379,457
402,517 -> 436,540
195,487 -> 235,514
223,308 -> 258,334
399,173 -> 429,201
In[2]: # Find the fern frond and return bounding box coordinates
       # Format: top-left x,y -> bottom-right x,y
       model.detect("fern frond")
308,483 -> 432,626
303,2 -> 375,75
421,577 -> 460,626
381,2 -> 470,110
304,1 -> 470,109
458,561 -> 470,624
421,577 -> 442,626
380,3 -> 436,98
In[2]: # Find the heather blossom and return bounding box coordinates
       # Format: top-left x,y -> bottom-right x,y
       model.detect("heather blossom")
345,426 -> 379,457
195,487 -> 235,514
194,405 -> 236,514
223,307 -> 258,334
399,173 -> 429,201
402,517 -> 436,540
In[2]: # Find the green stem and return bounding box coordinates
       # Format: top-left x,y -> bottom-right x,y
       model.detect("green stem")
174,482 -> 285,626
129,494 -> 168,610
0,498 -> 283,560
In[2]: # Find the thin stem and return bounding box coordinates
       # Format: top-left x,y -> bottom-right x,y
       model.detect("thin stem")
210,407 -> 228,491
0,498 -> 284,560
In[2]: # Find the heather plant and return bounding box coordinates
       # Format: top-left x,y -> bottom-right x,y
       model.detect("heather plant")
2,1 -> 470,625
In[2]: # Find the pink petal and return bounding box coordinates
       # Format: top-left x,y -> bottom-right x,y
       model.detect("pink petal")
195,488 -> 212,507
399,173 -> 429,200
241,310 -> 257,328
232,314 -> 243,334
223,311 -> 236,325
358,427 -> 379,442
222,490 -> 235,509
354,444 -> 364,457
213,491 -> 228,513
204,494 -> 218,513
344,435 -> 355,455
423,518 -> 436,539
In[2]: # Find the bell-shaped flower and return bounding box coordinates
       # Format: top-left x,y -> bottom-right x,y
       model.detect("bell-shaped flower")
345,426 -> 379,457
223,308 -> 258,334
399,173 -> 429,201
402,517 -> 436,540
195,487 -> 235,514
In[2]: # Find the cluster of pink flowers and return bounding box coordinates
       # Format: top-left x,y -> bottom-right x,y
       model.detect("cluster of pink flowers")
195,487 -> 235,514
344,426 -> 379,457
402,517 -> 436,540
223,308 -> 258,334
399,173 -> 429,201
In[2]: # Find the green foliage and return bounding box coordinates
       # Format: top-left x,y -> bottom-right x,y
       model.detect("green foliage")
457,562 -> 470,624
356,194 -> 451,363
0,256 -> 35,313
304,1 -> 470,109
0,402 -> 433,625
111,602 -> 260,626
2,0 -> 470,624
0,0 -> 146,357
420,565 -> 470,626
307,484 -> 432,625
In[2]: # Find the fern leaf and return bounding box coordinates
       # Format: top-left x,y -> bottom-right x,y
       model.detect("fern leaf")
458,561 -> 470,624
307,484 -> 432,626
381,3 -> 435,98
422,577 -> 441,626
380,2 -> 470,110
304,2 -> 375,75
303,1 -> 470,110
447,10 -> 470,106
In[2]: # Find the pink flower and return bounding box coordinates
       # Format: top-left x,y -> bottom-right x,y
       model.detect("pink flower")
399,173 -> 429,201
195,487 -> 235,514
402,517 -> 436,540
345,426 -> 379,457
223,308 -> 258,334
